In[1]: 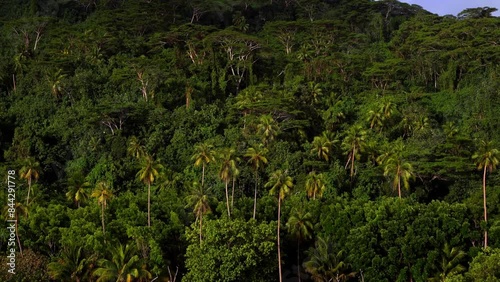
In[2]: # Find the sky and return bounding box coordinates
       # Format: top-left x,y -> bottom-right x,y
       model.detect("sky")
400,0 -> 500,16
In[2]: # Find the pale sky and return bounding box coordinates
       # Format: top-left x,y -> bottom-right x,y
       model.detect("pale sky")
401,0 -> 500,16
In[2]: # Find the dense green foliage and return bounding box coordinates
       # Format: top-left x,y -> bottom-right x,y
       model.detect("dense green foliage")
0,0 -> 499,281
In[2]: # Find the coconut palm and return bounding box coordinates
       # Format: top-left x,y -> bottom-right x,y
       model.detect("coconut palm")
2,202 -> 28,255
310,133 -> 333,162
245,144 -> 268,220
127,136 -> 145,159
383,153 -> 414,199
429,243 -> 467,282
19,156 -> 41,206
287,209 -> 313,282
185,182 -> 211,244
305,171 -> 326,200
257,114 -> 279,146
93,243 -> 151,282
472,140 -> 499,249
266,170 -> 293,282
66,172 -> 90,208
48,245 -> 95,282
136,154 -> 163,227
218,148 -> 239,218
191,142 -> 216,188
341,125 -> 367,177
91,181 -> 113,235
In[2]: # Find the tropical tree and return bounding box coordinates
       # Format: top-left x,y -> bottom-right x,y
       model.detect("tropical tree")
305,171 -> 326,200
245,144 -> 268,220
257,114 -> 279,146
136,154 -> 163,227
66,172 -> 90,208
472,140 -> 499,249
91,181 -> 113,235
310,132 -> 333,162
303,237 -> 355,282
218,148 -> 239,218
191,142 -> 216,188
185,182 -> 211,244
380,141 -> 414,198
266,170 -> 293,282
2,202 -> 28,255
92,243 -> 151,282
48,245 -> 95,282
127,136 -> 145,159
20,156 -> 40,206
428,243 -> 467,282
286,209 -> 313,282
341,125 -> 367,177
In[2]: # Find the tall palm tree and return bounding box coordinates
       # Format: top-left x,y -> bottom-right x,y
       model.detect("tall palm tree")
66,172 -> 90,208
3,202 -> 28,255
191,142 -> 216,188
305,171 -> 326,200
383,153 -> 414,198
48,245 -> 95,282
185,182 -> 211,244
310,132 -> 334,162
245,144 -> 268,220
341,125 -> 367,177
367,109 -> 383,131
218,148 -> 239,218
127,136 -> 145,159
287,209 -> 313,282
20,157 -> 41,206
230,158 -> 240,210
266,170 -> 293,282
257,114 -> 279,146
91,181 -> 113,235
472,140 -> 499,249
93,243 -> 151,282
136,154 -> 163,227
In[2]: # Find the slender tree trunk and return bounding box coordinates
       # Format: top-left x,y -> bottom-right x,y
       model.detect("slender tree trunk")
148,182 -> 151,227
101,202 -> 105,235
398,167 -> 401,198
225,180 -> 231,219
350,147 -> 356,177
253,172 -> 258,220
15,217 -> 23,256
13,74 -> 16,92
202,164 -> 205,190
26,177 -> 31,206
199,214 -> 203,245
231,177 -> 236,210
297,240 -> 301,282
278,198 -> 282,282
483,166 -> 488,249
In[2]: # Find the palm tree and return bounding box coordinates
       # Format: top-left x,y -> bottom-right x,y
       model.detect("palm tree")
185,182 -> 211,244
230,158 -> 240,210
191,142 -> 216,188
287,209 -> 313,282
49,69 -> 66,99
367,109 -> 383,131
383,152 -> 414,199
303,237 -> 355,282
305,171 -> 326,200
257,114 -> 279,146
218,148 -> 239,218
136,154 -> 163,227
93,243 -> 151,282
91,181 -> 113,235
245,144 -> 268,220
48,245 -> 95,282
310,133 -> 333,162
66,172 -> 90,208
472,140 -> 499,249
19,157 -> 41,206
341,125 -> 367,177
266,170 -> 293,282
127,136 -> 145,159
429,243 -> 466,282
2,202 -> 28,256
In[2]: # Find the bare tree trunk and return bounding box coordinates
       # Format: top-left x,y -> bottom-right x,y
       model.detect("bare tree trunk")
16,218 -> 23,256
278,199 -> 282,282
26,178 -> 31,205
148,182 -> 151,227
483,166 -> 488,248
231,177 -> 236,210
253,172 -> 258,220
202,164 -> 205,189
398,167 -> 401,199
225,180 -> 231,219
13,74 -> 16,92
